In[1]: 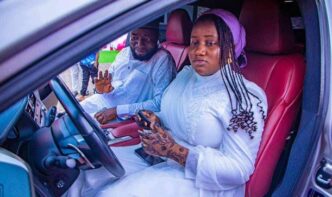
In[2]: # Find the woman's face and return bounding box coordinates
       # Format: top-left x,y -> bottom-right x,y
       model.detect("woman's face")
189,20 -> 221,76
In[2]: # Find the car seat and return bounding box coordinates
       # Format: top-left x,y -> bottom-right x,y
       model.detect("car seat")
239,0 -> 306,196
161,9 -> 193,71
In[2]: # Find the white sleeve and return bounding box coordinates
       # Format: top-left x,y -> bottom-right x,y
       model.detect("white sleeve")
117,53 -> 176,115
184,90 -> 267,191
184,142 -> 255,191
106,48 -> 127,95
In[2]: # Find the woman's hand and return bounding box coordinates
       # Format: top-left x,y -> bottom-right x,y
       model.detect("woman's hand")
139,123 -> 189,166
95,70 -> 113,94
94,107 -> 117,124
139,110 -> 161,127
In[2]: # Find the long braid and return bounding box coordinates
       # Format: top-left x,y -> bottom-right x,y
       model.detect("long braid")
198,15 -> 266,139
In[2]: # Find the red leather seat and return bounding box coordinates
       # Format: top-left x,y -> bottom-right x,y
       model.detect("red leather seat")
239,0 -> 305,196
162,9 -> 192,71
100,119 -> 140,147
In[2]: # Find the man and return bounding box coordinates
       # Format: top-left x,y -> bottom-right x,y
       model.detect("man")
80,21 -> 176,124
77,52 -> 98,101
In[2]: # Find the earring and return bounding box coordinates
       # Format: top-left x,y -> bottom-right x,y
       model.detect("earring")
227,51 -> 233,64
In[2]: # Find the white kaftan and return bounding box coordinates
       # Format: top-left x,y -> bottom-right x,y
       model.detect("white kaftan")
96,65 -> 268,197
80,47 -> 176,116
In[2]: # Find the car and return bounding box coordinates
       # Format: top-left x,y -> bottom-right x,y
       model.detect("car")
0,0 -> 331,196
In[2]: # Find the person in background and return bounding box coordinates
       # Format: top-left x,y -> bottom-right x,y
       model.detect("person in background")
70,63 -> 81,96
77,52 -> 99,101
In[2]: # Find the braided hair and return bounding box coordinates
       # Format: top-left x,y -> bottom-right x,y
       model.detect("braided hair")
196,14 -> 266,139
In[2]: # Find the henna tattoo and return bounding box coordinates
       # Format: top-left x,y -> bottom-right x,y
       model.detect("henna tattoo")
167,144 -> 189,166
140,126 -> 188,166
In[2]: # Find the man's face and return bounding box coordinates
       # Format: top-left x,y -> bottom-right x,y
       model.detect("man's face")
130,28 -> 158,61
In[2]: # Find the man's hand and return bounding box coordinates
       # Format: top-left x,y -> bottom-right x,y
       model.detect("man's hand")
94,107 -> 117,124
95,70 -> 113,94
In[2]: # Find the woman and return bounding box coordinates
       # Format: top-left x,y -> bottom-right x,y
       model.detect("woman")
94,9 -> 267,197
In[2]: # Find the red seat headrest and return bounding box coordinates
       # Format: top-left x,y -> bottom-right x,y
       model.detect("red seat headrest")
239,0 -> 295,54
166,9 -> 192,45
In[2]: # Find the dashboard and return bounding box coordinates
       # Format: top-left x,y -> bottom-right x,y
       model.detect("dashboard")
25,92 -> 46,127
0,91 -> 48,144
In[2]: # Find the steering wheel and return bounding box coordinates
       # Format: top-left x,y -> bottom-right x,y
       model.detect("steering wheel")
49,77 -> 125,177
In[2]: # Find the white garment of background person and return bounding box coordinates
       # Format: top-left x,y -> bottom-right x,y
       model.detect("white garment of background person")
70,63 -> 81,94
80,46 -> 176,117
95,65 -> 268,197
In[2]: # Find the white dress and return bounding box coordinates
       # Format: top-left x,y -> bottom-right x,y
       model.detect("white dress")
95,65 -> 268,197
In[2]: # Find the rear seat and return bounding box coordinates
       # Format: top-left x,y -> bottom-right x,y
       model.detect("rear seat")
161,9 -> 193,71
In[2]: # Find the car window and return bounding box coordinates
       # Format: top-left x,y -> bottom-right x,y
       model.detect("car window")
59,33 -> 128,102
